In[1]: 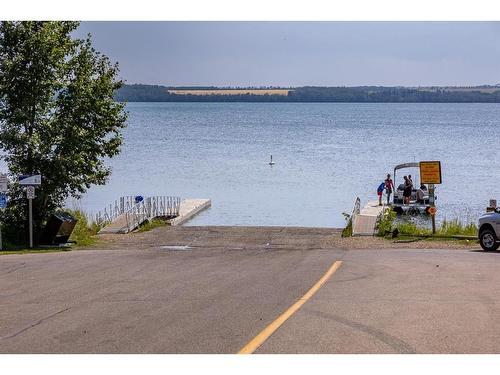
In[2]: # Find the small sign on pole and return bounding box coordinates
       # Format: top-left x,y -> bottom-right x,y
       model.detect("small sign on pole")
0,193 -> 7,209
19,174 -> 42,186
26,186 -> 35,199
19,175 -> 42,249
0,191 -> 6,251
0,174 -> 8,193
428,206 -> 437,234
26,186 -> 36,248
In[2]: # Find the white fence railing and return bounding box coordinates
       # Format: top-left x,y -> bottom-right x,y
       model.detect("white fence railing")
95,196 -> 180,229
351,196 -> 361,222
124,196 -> 180,233
94,196 -> 136,226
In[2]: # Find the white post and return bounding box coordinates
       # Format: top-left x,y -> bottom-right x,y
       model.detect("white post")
28,197 -> 33,248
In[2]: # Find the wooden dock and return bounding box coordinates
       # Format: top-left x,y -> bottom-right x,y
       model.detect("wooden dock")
168,199 -> 211,226
352,200 -> 386,236
99,198 -> 211,234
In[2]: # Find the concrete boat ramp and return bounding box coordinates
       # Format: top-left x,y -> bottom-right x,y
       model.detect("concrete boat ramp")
352,200 -> 386,236
99,198 -> 211,234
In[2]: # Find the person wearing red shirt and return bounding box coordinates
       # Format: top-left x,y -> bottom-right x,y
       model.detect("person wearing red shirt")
384,174 -> 395,205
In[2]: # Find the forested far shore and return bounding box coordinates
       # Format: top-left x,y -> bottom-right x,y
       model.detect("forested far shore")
115,84 -> 500,103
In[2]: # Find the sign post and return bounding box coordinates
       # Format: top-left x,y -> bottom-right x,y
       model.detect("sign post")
0,173 -> 8,251
428,206 -> 437,234
26,186 -> 35,248
420,162 -> 442,235
419,161 -> 442,207
19,175 -> 41,249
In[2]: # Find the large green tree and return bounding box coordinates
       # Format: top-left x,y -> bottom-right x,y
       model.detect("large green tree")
0,21 -> 127,244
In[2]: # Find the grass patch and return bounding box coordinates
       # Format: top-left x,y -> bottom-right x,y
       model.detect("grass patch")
375,207 -> 478,240
437,219 -> 477,237
137,218 -> 167,232
66,209 -> 102,247
396,218 -> 477,238
0,247 -> 71,256
0,207 -> 101,251
396,221 -> 431,236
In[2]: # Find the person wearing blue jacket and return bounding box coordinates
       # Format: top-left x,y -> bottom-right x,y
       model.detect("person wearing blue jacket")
377,181 -> 385,206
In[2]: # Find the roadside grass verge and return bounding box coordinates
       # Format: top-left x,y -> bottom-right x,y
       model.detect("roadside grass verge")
437,219 -> 477,237
0,207 -> 100,253
0,247 -> 71,256
395,219 -> 478,238
377,207 -> 478,241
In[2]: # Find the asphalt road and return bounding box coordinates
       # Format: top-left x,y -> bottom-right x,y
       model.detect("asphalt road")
1,226 -> 498,353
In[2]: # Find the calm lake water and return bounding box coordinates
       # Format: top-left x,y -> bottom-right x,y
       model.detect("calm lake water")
80,102 -> 500,228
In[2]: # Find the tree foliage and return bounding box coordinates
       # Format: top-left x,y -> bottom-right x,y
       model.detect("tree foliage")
0,21 -> 127,244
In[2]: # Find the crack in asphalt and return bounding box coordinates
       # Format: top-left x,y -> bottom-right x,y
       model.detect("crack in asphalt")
1,307 -> 71,340
308,309 -> 417,354
2,263 -> 27,275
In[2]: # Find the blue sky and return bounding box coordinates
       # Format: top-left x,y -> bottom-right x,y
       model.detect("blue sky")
76,22 -> 500,87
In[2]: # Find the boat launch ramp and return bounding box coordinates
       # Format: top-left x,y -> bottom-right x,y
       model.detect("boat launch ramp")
96,196 -> 211,234
352,199 -> 386,236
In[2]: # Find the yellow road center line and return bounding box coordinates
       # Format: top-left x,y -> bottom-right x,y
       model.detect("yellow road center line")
238,260 -> 343,354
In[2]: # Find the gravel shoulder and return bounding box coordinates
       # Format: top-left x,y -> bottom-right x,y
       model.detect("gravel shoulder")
91,225 -> 480,252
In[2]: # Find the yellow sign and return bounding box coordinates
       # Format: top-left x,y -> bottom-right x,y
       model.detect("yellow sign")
428,207 -> 437,216
420,161 -> 442,184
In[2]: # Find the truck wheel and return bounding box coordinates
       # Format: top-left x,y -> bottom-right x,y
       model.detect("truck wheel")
479,229 -> 500,251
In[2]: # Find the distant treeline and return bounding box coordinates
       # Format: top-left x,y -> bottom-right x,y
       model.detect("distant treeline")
115,84 -> 500,103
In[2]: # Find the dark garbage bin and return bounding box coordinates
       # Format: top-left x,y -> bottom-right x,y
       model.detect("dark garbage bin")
39,212 -> 78,245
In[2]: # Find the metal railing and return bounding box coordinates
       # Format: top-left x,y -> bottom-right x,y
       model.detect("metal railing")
351,196 -> 361,222
95,196 -> 180,230
124,196 -> 180,233
94,196 -> 137,226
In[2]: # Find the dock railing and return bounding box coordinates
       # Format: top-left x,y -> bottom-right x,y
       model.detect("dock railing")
351,197 -> 361,223
124,196 -> 180,233
94,196 -> 180,230
94,196 -> 136,226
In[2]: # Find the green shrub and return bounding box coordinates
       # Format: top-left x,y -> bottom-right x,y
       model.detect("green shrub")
66,209 -> 101,246
376,208 -> 396,237
137,218 -> 167,232
341,212 -> 353,237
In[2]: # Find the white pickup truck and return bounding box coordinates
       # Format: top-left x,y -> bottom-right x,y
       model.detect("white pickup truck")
478,210 -> 500,251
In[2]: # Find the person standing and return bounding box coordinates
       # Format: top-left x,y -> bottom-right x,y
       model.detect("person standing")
403,176 -> 412,204
377,181 -> 385,206
384,173 -> 394,205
